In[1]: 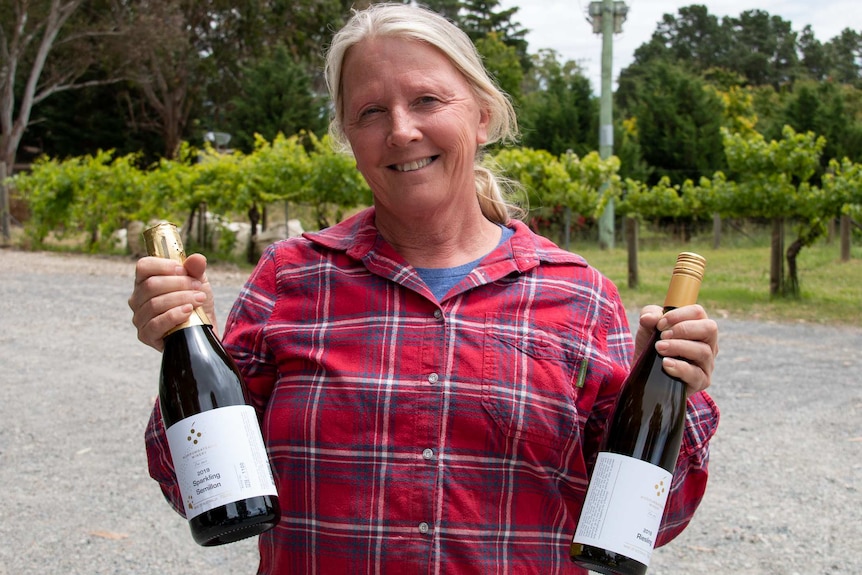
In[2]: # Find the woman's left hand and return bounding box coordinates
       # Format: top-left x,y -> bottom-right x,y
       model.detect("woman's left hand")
634,304 -> 718,396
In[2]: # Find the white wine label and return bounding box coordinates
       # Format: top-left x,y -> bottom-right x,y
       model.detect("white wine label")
166,405 -> 278,520
572,452 -> 672,566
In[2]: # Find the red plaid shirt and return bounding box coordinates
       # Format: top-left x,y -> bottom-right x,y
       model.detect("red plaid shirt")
146,207 -> 719,574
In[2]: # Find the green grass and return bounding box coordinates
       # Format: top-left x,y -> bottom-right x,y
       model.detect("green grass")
572,240 -> 862,327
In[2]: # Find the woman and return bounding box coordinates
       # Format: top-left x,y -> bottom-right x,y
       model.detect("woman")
130,4 -> 719,573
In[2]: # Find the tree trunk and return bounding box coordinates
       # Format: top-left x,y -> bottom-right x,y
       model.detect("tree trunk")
0,161 -> 9,244
840,214 -> 851,262
197,202 -> 208,249
785,223 -> 824,298
183,205 -> 197,247
626,216 -> 639,289
0,0 -> 86,241
770,218 -> 784,297
712,213 -> 721,249
247,203 -> 261,264
785,237 -> 802,298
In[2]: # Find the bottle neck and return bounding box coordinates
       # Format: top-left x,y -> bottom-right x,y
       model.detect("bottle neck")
164,307 -> 211,338
664,272 -> 702,309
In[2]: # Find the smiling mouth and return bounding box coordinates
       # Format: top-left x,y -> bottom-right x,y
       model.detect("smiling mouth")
390,156 -> 438,172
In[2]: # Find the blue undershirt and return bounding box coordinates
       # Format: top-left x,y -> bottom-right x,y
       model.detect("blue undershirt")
414,225 -> 514,301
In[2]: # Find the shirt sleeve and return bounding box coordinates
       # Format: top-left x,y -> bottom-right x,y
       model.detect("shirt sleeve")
221,245 -> 279,414
144,400 -> 185,517
656,390 -> 720,546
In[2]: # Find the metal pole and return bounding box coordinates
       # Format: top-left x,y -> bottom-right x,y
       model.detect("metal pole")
597,0 -> 615,249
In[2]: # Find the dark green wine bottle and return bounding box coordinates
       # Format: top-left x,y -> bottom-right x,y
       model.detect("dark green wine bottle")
570,252 -> 706,575
145,222 -> 280,546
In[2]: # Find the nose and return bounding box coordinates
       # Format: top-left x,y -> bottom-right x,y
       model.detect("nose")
386,108 -> 422,147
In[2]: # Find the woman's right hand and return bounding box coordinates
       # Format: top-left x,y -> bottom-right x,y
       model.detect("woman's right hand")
128,253 -> 215,352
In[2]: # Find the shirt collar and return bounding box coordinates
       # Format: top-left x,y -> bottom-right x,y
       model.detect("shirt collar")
302,206 -> 588,282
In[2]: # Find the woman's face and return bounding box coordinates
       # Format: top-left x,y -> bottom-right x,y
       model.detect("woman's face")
340,36 -> 490,218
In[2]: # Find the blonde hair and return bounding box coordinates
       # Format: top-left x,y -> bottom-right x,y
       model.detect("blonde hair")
324,2 -> 523,224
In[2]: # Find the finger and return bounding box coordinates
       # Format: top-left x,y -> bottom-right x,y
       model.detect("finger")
133,256 -> 185,285
134,292 -> 208,350
183,253 -> 209,280
182,253 -> 218,330
634,305 -> 664,358
661,316 -> 718,341
129,256 -> 196,313
136,306 -> 192,351
638,305 -> 663,329
657,304 -> 708,329
128,273 -> 204,316
656,335 -> 714,366
132,287 -> 206,326
655,337 -> 715,394
660,355 -> 710,395
660,318 -> 719,358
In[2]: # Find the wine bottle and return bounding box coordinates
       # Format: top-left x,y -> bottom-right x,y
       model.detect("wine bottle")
570,252 -> 706,575
144,222 -> 280,546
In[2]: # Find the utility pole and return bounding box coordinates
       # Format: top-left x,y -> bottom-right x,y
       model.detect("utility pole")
588,0 -> 627,249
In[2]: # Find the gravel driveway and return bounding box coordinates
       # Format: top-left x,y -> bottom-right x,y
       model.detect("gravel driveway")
1,248 -> 860,575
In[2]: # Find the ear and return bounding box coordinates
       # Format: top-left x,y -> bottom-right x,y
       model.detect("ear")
476,107 -> 491,145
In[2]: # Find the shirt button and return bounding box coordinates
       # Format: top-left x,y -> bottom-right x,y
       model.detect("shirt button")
422,448 -> 434,460
418,522 -> 430,534
427,372 -> 439,384
433,309 -> 443,320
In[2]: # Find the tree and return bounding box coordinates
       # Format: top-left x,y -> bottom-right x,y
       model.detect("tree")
519,49 -> 595,157
825,28 -> 862,86
722,10 -> 800,88
113,0 -> 214,158
719,126 -> 826,297
631,4 -> 728,71
617,60 -> 725,185
419,0 -> 461,21
781,80 -> 862,166
474,32 -> 524,108
22,77 -> 164,163
112,0 -> 349,159
798,25 -> 830,81
0,0 -> 118,241
459,0 -> 530,69
222,44 -> 327,153
489,146 -> 619,244
632,5 -> 813,89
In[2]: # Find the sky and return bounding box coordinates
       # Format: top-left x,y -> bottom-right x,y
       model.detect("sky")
498,0 -> 860,90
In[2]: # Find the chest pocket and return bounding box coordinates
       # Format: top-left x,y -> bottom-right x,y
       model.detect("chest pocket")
481,314 -> 587,451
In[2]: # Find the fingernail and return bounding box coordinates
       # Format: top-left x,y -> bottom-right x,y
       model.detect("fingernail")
191,280 -> 203,290
662,357 -> 677,369
656,340 -> 671,354
193,292 -> 207,303
174,266 -> 186,275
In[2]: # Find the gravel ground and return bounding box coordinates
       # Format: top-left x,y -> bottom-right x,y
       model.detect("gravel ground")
1,248 -> 860,575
